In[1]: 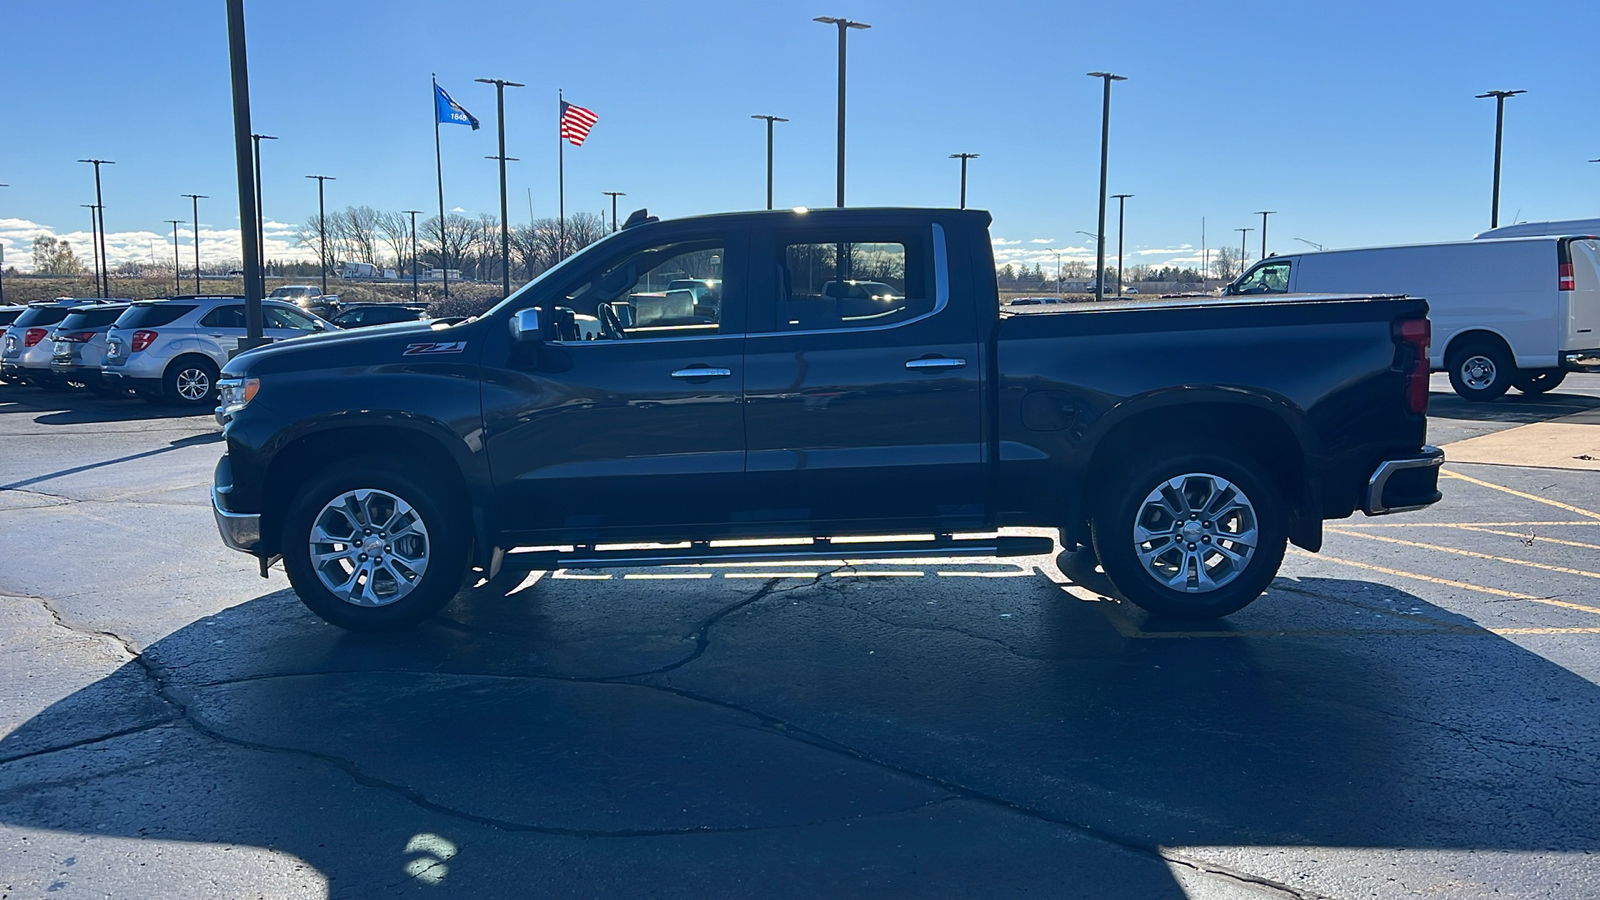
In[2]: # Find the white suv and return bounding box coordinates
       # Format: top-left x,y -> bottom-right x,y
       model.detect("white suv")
102,295 -> 330,407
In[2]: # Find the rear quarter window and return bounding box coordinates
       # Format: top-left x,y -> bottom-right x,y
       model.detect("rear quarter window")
115,304 -> 197,328
59,308 -> 127,330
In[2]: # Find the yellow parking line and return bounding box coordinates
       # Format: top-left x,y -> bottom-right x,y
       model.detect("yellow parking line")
723,572 -> 817,579
1492,627 -> 1600,634
1340,520 -> 1600,528
1289,547 -> 1600,617
833,571 -> 925,577
1327,527 -> 1600,582
622,573 -> 714,580
1441,469 -> 1600,521
552,569 -> 611,580
935,570 -> 1034,577
1449,525 -> 1600,552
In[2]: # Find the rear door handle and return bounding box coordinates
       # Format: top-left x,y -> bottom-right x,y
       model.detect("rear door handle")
670,366 -> 733,380
905,357 -> 966,371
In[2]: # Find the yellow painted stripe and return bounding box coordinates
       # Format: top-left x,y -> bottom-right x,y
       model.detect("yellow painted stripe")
1441,469 -> 1600,520
833,571 -> 925,577
935,570 -> 1034,577
551,570 -> 611,580
1327,527 -> 1600,582
1449,525 -> 1600,552
1491,627 -> 1600,635
621,573 -> 714,580
723,572 -> 816,579
1289,547 -> 1600,617
1340,520 -> 1600,529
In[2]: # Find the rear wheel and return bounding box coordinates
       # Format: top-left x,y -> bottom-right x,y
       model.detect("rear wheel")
1446,339 -> 1514,401
1092,449 -> 1287,619
281,457 -> 472,631
164,357 -> 219,408
1512,369 -> 1566,396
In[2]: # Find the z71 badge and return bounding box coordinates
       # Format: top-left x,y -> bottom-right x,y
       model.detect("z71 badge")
403,341 -> 468,356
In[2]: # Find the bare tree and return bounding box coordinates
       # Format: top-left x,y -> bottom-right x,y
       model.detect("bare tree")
31,236 -> 85,275
333,206 -> 382,265
422,214 -> 475,276
376,210 -> 412,272
1211,246 -> 1242,282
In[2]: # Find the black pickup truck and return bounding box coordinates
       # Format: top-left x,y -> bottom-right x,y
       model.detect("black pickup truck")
211,207 -> 1442,631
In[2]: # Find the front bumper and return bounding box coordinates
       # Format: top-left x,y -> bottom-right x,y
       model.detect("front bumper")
1562,350 -> 1600,372
212,456 -> 261,554
1363,445 -> 1445,515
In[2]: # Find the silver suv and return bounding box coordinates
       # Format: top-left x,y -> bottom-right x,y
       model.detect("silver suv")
102,295 -> 331,407
1,298 -> 104,387
49,302 -> 130,393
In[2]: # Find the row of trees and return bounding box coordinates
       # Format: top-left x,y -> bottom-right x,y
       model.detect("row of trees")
295,206 -> 608,285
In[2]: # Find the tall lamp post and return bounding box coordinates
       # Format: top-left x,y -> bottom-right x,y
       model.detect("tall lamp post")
181,193 -> 207,293
1476,89 -> 1525,229
251,133 -> 277,295
0,183 -> 7,305
1111,193 -> 1132,296
304,175 -> 334,295
164,220 -> 184,296
475,77 -> 524,301
751,115 -> 788,210
1048,248 -> 1066,294
814,16 -> 870,208
77,160 -> 114,297
402,210 -> 424,302
950,153 -> 979,209
1086,72 -> 1126,301
1236,227 -> 1254,277
81,205 -> 103,297
1255,210 -> 1275,259
601,188 -> 624,229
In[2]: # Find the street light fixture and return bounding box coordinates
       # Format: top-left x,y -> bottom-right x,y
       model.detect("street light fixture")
304,176 -> 334,295
476,77 -> 525,301
1476,89 -> 1526,229
602,191 -> 626,231
751,116 -> 788,210
949,153 -> 979,209
1254,210 -> 1275,259
1293,237 -> 1324,251
77,160 -> 114,297
814,16 -> 870,208
1086,72 -> 1126,301
181,193 -> 207,293
165,220 -> 184,296
1111,193 -> 1133,296
251,134 -> 277,294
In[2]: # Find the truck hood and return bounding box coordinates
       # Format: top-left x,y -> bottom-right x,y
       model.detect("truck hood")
221,318 -> 470,378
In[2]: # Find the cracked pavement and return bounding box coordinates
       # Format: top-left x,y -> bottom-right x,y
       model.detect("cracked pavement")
3,382 -> 1600,898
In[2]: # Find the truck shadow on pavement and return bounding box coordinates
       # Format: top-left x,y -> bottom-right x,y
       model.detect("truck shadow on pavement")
1428,387 -> 1600,425
0,386 -> 210,425
1,570 -> 1596,897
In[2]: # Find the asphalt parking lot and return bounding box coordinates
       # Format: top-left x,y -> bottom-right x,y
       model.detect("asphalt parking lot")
2,375 -> 1599,899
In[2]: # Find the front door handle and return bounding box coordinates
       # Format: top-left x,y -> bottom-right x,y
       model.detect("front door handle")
670,366 -> 733,380
905,357 -> 966,371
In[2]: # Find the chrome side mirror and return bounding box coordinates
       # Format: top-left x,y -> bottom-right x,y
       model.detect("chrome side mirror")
509,307 -> 542,342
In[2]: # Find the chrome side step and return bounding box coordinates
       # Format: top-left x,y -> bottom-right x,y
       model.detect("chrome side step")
498,535 -> 1055,573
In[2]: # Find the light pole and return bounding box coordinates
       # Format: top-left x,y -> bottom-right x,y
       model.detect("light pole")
165,220 -> 184,295
476,77 -> 525,300
1293,237 -> 1324,251
1255,210 -> 1275,259
602,191 -> 626,231
77,160 -> 114,297
81,205 -> 103,296
950,153 -> 979,209
403,210 -> 424,302
815,16 -> 870,208
1477,89 -> 1525,229
1075,230 -> 1100,291
1111,193 -> 1132,296
181,193 -> 207,293
1048,248 -> 1066,294
0,183 -> 6,305
1086,72 -> 1126,301
251,133 -> 276,295
304,175 -> 334,295
1236,227 -> 1254,276
751,115 -> 788,210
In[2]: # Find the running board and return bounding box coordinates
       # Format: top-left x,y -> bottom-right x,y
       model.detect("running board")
498,535 -> 1055,573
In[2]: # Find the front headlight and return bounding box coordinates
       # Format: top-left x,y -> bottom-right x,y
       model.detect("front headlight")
216,377 -> 260,417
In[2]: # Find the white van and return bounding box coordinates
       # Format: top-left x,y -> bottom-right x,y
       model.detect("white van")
1225,236 -> 1600,400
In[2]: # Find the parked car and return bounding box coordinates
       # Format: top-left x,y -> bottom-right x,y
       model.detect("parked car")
102,295 -> 331,407
211,207 -> 1441,632
328,304 -> 428,329
269,285 -> 342,318
1225,235 -> 1600,400
49,302 -> 131,394
0,306 -> 25,381
0,298 -> 105,387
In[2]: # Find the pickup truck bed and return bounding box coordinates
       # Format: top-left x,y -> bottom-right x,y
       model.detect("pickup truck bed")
211,207 -> 1441,631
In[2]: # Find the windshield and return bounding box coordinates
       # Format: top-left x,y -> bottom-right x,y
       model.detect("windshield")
59,307 -> 128,330
13,307 -> 75,328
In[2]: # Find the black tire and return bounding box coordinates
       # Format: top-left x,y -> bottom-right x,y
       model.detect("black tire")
1512,369 -> 1567,396
163,357 -> 219,408
1446,339 -> 1514,402
281,456 -> 472,631
1091,449 -> 1287,619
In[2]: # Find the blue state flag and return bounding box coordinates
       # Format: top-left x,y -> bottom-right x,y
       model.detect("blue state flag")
435,84 -> 480,130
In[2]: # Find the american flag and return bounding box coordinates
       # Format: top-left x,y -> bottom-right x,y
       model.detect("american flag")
560,101 -> 598,146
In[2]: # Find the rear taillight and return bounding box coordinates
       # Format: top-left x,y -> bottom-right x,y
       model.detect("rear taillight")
130,330 -> 158,352
57,331 -> 95,343
1559,262 -> 1575,291
23,328 -> 47,348
1395,317 -> 1431,416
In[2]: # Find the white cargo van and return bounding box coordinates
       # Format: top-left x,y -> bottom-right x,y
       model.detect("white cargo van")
1225,236 -> 1600,400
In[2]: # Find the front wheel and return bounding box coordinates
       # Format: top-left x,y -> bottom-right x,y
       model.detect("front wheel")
1513,369 -> 1566,396
1092,451 -> 1287,619
281,457 -> 472,631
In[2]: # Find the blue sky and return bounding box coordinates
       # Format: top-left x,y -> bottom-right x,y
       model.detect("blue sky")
3,0 -> 1598,275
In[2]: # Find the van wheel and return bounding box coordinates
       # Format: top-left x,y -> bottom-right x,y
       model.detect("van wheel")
281,456 -> 472,631
1512,369 -> 1566,396
1447,340 -> 1513,401
1091,449 -> 1287,619
164,357 -> 219,408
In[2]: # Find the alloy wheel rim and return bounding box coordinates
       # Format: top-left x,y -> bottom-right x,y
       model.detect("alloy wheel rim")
309,488 -> 431,607
176,368 -> 210,400
1462,355 -> 1497,390
1133,472 -> 1258,594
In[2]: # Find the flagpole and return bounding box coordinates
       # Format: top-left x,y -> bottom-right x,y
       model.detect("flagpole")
434,73 -> 449,301
558,89 -> 566,258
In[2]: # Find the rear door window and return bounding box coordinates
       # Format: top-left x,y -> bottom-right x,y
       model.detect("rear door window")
768,230 -> 934,331
199,305 -> 247,329
117,304 -> 196,328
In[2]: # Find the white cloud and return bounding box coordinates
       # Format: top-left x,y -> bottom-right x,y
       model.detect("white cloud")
991,237 -> 1022,246
0,216 -> 316,273
1029,238 -> 1053,244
